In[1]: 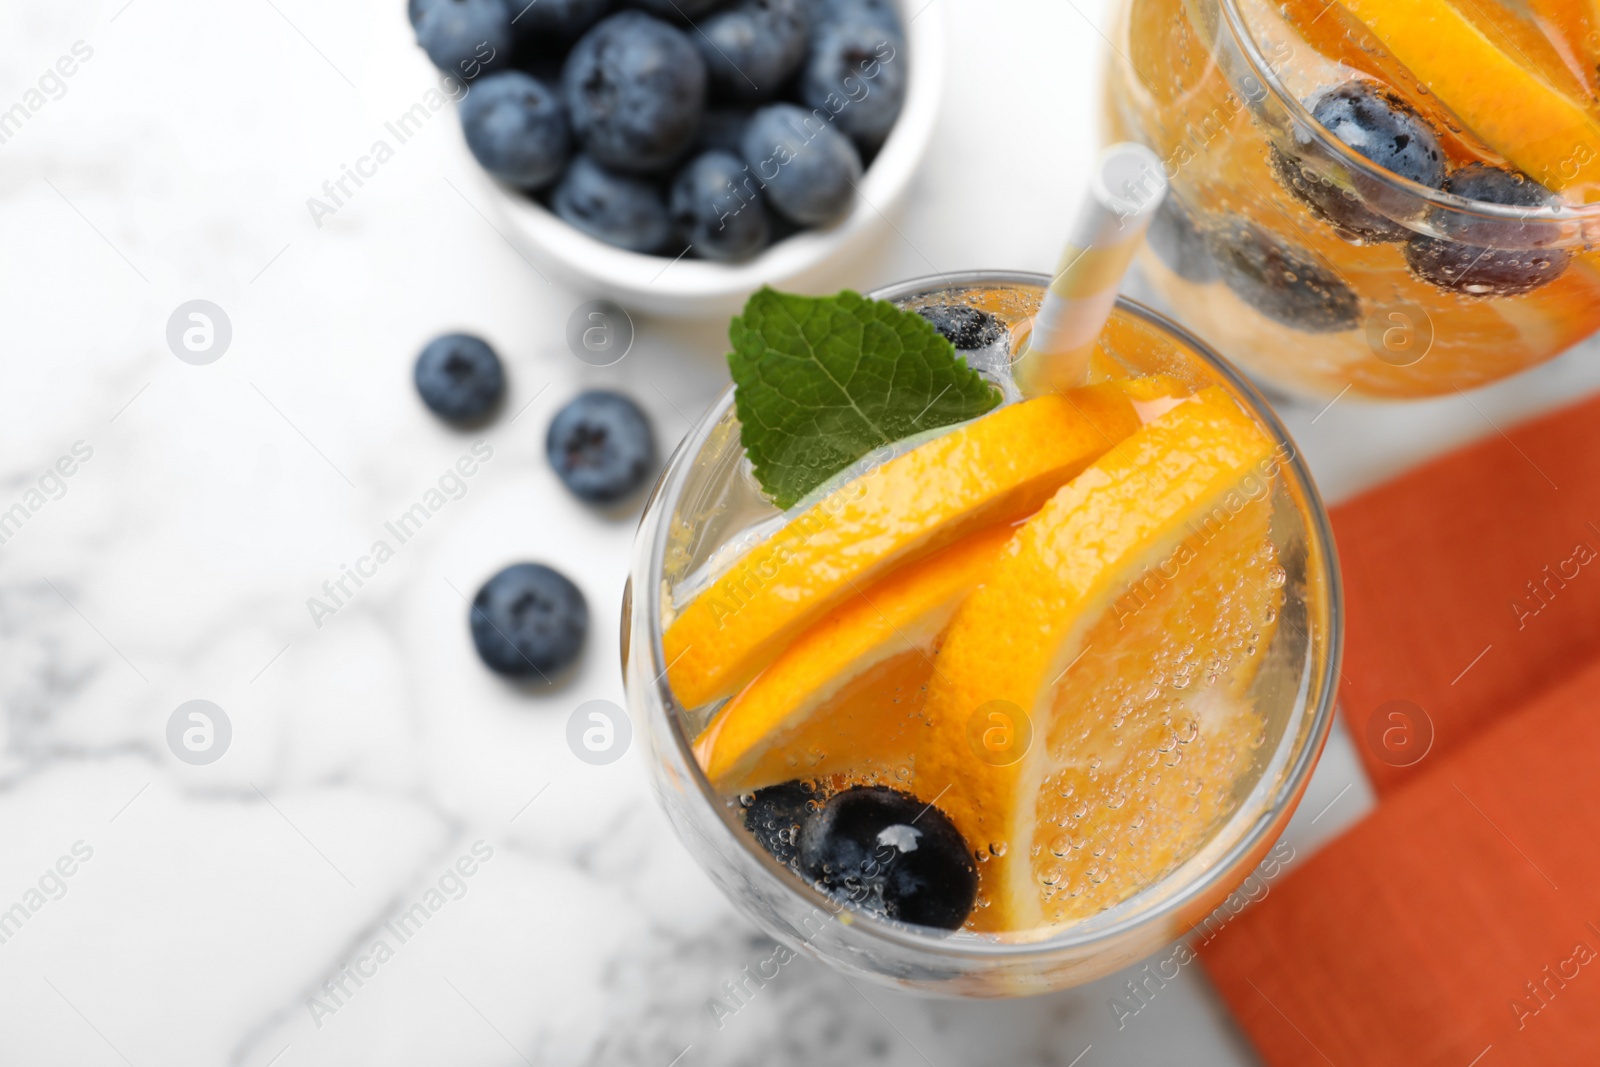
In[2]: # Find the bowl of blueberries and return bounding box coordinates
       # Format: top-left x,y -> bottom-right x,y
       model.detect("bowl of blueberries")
410,0 -> 943,316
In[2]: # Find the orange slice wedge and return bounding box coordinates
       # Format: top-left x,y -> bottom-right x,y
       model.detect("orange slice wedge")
663,386 -> 1143,710
1334,0 -> 1600,196
913,388 -> 1283,932
694,523 -> 1013,793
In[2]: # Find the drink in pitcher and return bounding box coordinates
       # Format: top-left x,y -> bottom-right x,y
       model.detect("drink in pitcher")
1105,0 -> 1600,397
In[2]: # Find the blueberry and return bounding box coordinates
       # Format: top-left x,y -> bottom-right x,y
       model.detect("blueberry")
470,563 -> 588,677
1404,164 -> 1572,296
552,154 -> 674,252
631,0 -> 731,17
1273,81 -> 1446,243
458,72 -> 570,189
1146,195 -> 1218,283
563,12 -> 707,173
414,333 -> 506,423
670,150 -> 771,261
809,0 -> 901,35
741,780 -> 816,868
798,786 -> 977,930
408,0 -> 434,27
1312,82 -> 1446,186
695,0 -> 810,103
508,0 -> 611,39
917,305 -> 1006,350
415,0 -> 513,80
801,21 -> 905,150
1269,148 -> 1380,242
1206,216 -> 1361,332
741,104 -> 862,225
546,390 -> 657,503
917,304 -> 1015,401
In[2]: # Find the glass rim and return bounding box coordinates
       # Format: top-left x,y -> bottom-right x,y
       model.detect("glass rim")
637,271 -> 1345,960
1215,0 -> 1600,227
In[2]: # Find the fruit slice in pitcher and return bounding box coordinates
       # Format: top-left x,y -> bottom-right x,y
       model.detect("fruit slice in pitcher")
914,388 -> 1284,932
1333,0 -> 1600,197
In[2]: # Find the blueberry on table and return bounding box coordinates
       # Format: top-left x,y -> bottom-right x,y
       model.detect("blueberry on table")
1404,164 -> 1572,296
1272,80 -> 1446,243
510,0 -> 612,39
798,785 -> 978,930
1146,195 -> 1218,284
801,21 -> 905,151
552,154 -> 674,252
414,333 -> 506,423
547,390 -> 657,503
415,0 -> 514,79
741,780 -> 816,868
917,305 -> 1007,350
741,104 -> 862,226
470,564 -> 589,677
459,72 -> 570,190
562,11 -> 708,174
695,0 -> 810,104
671,150 -> 771,261
1205,216 -> 1361,333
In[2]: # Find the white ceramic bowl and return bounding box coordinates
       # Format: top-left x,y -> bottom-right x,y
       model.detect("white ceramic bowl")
453,1 -> 946,319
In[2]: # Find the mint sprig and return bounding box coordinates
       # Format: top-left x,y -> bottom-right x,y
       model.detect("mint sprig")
728,288 -> 1003,510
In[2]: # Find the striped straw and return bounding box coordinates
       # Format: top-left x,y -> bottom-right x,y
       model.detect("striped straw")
1014,142 -> 1169,397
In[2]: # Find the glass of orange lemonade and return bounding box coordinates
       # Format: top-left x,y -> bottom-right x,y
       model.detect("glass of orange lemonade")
1104,0 -> 1600,398
622,272 -> 1340,995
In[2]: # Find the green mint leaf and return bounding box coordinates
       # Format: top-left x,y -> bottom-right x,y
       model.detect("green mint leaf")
728,287 -> 1003,510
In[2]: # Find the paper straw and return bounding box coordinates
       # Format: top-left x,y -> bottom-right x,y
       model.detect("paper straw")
1015,142 -> 1169,397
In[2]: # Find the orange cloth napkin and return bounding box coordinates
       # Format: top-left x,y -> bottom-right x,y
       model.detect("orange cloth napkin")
1201,392 -> 1600,1066
1332,392 -> 1600,793
1203,655 -> 1600,1066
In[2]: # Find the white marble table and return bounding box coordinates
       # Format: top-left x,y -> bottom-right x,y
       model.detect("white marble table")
4,0 -> 1599,1064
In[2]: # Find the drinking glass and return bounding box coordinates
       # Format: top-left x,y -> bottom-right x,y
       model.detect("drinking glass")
622,271 -> 1341,995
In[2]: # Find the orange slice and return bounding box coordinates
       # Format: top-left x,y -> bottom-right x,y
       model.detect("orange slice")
694,524 -> 1013,793
1118,372 -> 1194,423
1334,0 -> 1600,196
1527,0 -> 1600,102
913,388 -> 1283,932
1452,0 -> 1594,110
1272,0 -> 1519,165
663,387 -> 1142,710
